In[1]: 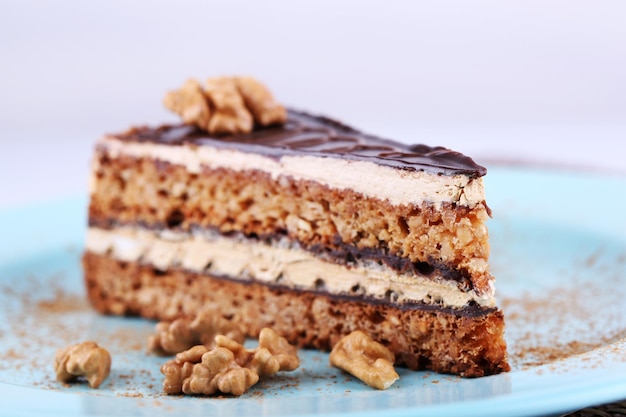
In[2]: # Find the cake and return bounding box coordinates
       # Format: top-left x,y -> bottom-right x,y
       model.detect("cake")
83,76 -> 509,377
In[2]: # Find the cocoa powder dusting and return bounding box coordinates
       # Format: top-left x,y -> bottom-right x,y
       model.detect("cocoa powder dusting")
0,274 -> 156,395
500,276 -> 626,370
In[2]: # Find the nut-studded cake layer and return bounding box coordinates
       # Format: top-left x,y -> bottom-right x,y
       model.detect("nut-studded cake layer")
83,252 -> 510,377
88,154 -> 493,295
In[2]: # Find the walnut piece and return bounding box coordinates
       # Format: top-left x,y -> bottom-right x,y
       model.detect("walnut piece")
163,79 -> 211,130
257,327 -> 300,372
234,77 -> 287,126
215,328 -> 300,376
54,341 -> 111,389
204,77 -> 254,135
161,328 -> 299,396
329,330 -> 399,390
188,348 -> 259,396
148,309 -> 245,355
164,76 -> 286,135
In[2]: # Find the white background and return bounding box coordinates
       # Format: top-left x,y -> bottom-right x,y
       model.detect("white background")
1,1 -> 625,208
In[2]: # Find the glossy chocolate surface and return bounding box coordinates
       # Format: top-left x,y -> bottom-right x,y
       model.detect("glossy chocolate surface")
115,109 -> 486,178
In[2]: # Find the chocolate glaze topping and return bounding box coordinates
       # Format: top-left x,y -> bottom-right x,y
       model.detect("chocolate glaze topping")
116,109 -> 486,178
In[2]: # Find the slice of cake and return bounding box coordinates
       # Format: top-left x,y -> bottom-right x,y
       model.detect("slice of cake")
83,76 -> 509,377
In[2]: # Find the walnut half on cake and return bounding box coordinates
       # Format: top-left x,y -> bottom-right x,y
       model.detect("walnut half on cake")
83,76 -> 510,377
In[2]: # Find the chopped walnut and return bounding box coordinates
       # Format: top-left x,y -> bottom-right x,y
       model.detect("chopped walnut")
160,328 -> 299,396
161,345 -> 208,394
164,76 -> 286,135
330,330 -> 399,390
215,328 -> 299,376
257,327 -> 300,372
163,79 -> 211,130
189,348 -> 259,396
234,77 -> 287,126
203,77 -> 253,135
148,309 -> 245,355
54,341 -> 111,389
161,346 -> 258,396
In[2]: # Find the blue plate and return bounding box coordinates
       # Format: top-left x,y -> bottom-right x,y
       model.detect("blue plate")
1,166 -> 626,417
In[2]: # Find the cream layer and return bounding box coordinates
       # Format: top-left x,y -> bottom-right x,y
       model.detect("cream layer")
85,227 -> 496,308
93,137 -> 486,208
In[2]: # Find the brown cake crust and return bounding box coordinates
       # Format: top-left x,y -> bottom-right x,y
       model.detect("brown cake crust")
89,152 -> 493,294
83,252 -> 509,377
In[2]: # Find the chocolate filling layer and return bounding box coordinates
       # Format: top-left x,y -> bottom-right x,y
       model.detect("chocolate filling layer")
111,109 -> 486,178
89,218 -> 476,292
